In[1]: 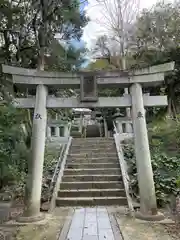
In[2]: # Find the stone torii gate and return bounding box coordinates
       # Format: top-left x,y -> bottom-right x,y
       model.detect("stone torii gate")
2,62 -> 174,222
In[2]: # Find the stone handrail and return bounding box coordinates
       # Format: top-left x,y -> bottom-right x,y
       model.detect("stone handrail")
84,124 -> 87,138
68,122 -> 72,136
113,122 -> 135,216
81,121 -> 87,138
47,143 -> 66,205
49,136 -> 72,212
51,144 -> 66,185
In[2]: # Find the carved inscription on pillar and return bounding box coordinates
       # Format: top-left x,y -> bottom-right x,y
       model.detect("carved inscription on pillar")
137,111 -> 144,118
35,113 -> 42,119
80,72 -> 98,102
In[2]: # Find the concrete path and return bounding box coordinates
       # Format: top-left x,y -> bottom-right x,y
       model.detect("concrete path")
66,207 -> 116,240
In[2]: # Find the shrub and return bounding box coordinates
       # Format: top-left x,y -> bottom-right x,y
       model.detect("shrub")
123,144 -> 180,206
0,104 -> 29,190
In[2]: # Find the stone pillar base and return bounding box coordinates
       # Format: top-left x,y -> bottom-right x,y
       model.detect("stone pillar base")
135,211 -> 164,221
16,213 -> 45,223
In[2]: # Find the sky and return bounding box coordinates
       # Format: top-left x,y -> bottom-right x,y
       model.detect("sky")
81,0 -> 170,49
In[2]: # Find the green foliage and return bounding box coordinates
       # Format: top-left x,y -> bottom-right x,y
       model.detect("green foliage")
41,145 -> 64,202
46,40 -> 87,72
130,1 -> 180,117
123,144 -> 180,206
0,104 -> 29,189
0,0 -> 88,68
176,177 -> 180,188
87,59 -> 110,70
148,118 -> 180,157
43,147 -> 61,173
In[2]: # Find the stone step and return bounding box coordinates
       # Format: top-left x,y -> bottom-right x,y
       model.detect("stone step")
66,157 -> 118,164
60,181 -> 124,190
68,152 -> 117,158
71,143 -> 114,147
71,141 -> 114,145
63,168 -> 121,175
62,174 -> 122,182
70,143 -> 115,148
69,148 -> 116,154
65,163 -> 120,169
56,196 -> 127,206
71,140 -> 115,144
58,189 -> 126,198
72,137 -> 113,141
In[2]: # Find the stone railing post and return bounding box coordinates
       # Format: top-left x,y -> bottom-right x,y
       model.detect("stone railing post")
130,83 -> 163,220
55,126 -> 60,137
116,120 -> 123,134
46,126 -> 51,138
99,122 -> 102,137
19,84 -> 47,222
64,124 -> 69,137
103,118 -> 108,137
79,113 -> 83,133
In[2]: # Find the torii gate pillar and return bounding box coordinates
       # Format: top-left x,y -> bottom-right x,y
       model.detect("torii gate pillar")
18,84 -> 47,222
130,83 -> 164,220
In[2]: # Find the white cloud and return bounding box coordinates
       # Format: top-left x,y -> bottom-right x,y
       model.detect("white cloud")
82,0 -> 106,49
82,0 -> 163,49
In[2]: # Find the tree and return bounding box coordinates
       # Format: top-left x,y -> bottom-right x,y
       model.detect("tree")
130,1 -> 180,117
92,0 -> 140,69
0,0 -> 88,68
134,2 -> 180,53
45,38 -> 87,71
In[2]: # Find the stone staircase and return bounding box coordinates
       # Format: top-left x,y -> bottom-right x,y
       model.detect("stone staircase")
56,137 -> 128,206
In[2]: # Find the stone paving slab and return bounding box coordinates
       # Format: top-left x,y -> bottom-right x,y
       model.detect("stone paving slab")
66,207 -> 120,240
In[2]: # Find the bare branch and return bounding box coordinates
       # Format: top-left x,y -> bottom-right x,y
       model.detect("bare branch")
92,0 -> 140,67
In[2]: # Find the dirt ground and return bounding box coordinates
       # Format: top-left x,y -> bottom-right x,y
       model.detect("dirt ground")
108,206 -> 180,240
15,208 -> 71,240
0,206 -> 71,240
164,224 -> 180,240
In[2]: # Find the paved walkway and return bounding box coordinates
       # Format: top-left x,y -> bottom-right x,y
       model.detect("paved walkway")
66,207 -> 115,240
